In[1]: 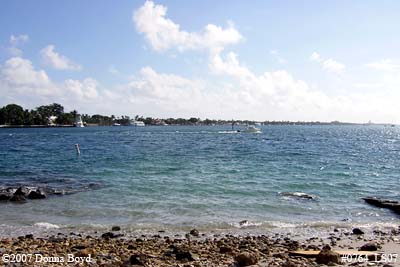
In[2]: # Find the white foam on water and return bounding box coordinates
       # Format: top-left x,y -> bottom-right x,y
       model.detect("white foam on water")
269,221 -> 298,228
34,222 -> 60,229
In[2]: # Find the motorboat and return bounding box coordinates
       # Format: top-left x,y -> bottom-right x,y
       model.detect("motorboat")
241,125 -> 262,133
132,120 -> 145,127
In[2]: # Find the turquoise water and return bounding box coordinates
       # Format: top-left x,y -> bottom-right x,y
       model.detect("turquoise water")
0,125 -> 399,235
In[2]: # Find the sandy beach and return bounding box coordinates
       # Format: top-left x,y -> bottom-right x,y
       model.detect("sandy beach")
0,226 -> 399,267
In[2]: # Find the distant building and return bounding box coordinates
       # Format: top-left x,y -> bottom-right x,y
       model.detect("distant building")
48,116 -> 57,126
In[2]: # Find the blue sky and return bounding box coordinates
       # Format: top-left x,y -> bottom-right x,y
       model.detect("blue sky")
1,1 -> 400,122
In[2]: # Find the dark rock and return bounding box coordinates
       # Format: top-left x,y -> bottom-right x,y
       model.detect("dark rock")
352,228 -> 364,235
363,197 -> 400,214
239,220 -> 249,226
175,250 -> 197,261
111,226 -> 121,231
101,232 -> 123,239
127,253 -> 147,266
190,229 -> 199,237
359,242 -> 379,251
219,246 -> 233,253
234,252 -> 259,266
280,192 -> 316,200
25,234 -> 33,239
27,189 -> 47,199
14,186 -> 29,196
0,193 -> 11,201
172,246 -> 198,261
316,245 -> 340,265
9,194 -> 27,203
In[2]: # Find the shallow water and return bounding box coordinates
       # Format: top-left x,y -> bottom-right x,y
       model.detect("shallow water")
0,125 -> 399,236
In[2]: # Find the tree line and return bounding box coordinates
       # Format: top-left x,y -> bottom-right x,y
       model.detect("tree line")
0,103 -> 118,126
0,103 -> 77,126
0,103 -> 357,127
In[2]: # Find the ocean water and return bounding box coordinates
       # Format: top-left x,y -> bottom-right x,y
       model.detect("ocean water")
0,125 -> 399,236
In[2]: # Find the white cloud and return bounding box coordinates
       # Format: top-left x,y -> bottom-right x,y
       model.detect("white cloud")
40,45 -> 82,71
322,58 -> 345,73
1,57 -> 51,88
10,34 -> 29,46
366,59 -> 400,72
310,52 -> 345,73
64,78 -> 99,100
8,34 -> 29,56
0,56 -> 98,111
2,55 -> 400,123
310,52 -> 321,62
133,1 -> 242,53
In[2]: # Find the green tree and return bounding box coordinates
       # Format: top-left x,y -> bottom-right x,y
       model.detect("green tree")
189,117 -> 200,124
36,103 -> 65,124
0,107 -> 5,125
2,104 -> 25,125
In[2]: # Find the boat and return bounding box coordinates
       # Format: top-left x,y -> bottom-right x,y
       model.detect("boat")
112,123 -> 121,126
241,125 -> 262,133
132,120 -> 145,127
74,115 -> 85,127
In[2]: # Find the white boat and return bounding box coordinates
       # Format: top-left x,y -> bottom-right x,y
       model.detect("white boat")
74,115 -> 85,127
132,120 -> 145,127
112,123 -> 121,126
241,125 -> 261,133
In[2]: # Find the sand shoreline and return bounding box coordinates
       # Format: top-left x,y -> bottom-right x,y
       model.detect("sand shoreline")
0,225 -> 399,267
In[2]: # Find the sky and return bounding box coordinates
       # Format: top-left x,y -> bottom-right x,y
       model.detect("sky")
1,0 -> 400,123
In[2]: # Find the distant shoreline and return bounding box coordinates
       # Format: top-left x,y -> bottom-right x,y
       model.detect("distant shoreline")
0,123 -> 396,128
0,125 -> 75,128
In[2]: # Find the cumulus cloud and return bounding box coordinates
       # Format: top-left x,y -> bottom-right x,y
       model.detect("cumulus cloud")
366,59 -> 400,72
0,56 -> 97,110
64,78 -> 99,100
310,52 -> 345,73
133,1 -> 242,53
1,57 -> 51,88
40,45 -> 82,71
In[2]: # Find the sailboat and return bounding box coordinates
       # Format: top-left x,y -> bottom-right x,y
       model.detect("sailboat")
74,115 -> 84,127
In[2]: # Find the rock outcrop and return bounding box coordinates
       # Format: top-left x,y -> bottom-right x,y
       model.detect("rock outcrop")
363,197 -> 400,215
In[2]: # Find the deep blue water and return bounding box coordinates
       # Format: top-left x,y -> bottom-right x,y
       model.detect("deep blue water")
0,125 -> 399,236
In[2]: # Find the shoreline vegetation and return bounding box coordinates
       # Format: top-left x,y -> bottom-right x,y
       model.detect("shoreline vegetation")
0,103 -> 396,128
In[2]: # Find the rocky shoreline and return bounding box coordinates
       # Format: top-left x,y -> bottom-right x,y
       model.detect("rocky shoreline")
0,226 -> 399,267
0,184 -> 101,204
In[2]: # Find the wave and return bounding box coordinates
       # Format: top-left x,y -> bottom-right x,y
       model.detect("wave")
34,222 -> 60,229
